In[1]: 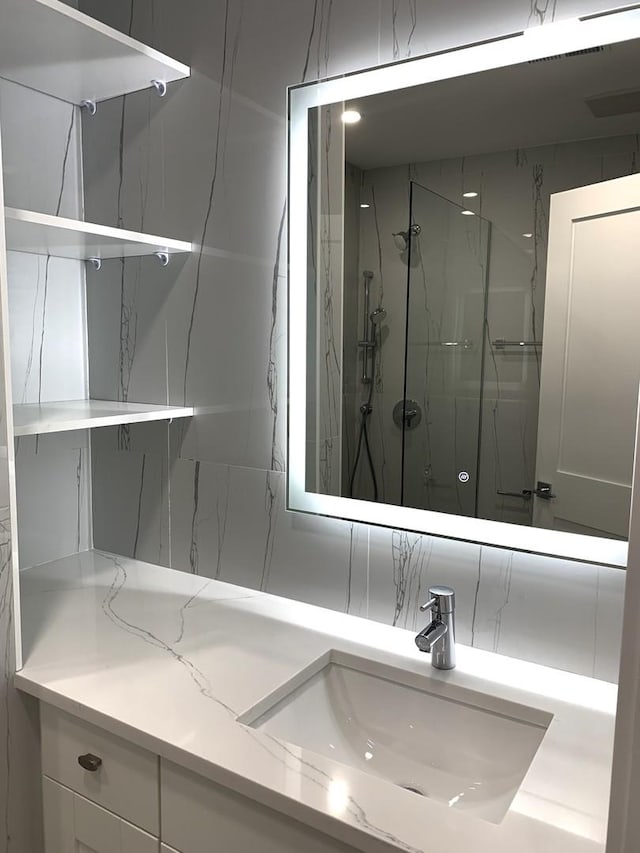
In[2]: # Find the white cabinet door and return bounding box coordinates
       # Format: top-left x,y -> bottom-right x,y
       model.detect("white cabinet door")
43,777 -> 159,853
535,173 -> 640,537
41,704 -> 160,835
161,761 -> 358,853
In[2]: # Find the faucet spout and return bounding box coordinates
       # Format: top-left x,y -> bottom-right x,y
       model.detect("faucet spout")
415,620 -> 447,652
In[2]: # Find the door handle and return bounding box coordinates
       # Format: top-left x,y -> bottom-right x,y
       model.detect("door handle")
497,481 -> 555,501
497,489 -> 533,500
532,481 -> 555,500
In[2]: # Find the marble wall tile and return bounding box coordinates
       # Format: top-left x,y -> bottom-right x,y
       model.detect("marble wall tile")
0,80 -> 81,218
367,527 -> 483,642
169,460 -> 370,618
91,423 -> 171,568
14,432 -> 91,570
7,253 -> 87,405
77,0 -> 628,695
470,547 -> 620,678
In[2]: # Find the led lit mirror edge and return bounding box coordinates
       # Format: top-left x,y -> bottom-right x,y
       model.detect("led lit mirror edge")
287,8 -> 640,570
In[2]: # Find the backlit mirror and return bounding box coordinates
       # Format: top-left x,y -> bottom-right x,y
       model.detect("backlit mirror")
288,9 -> 640,567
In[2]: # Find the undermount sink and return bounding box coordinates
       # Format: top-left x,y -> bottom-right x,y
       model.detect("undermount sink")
239,650 -> 552,824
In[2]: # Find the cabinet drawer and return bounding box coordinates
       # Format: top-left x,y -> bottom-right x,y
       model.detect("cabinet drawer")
41,704 -> 159,835
43,777 -> 158,853
161,761 -> 358,853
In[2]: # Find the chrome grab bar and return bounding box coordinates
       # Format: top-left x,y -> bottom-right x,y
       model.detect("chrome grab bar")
493,338 -> 542,349
418,339 -> 473,349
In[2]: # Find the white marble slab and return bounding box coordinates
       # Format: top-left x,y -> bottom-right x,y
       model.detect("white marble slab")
16,550 -> 616,853
13,399 -> 193,436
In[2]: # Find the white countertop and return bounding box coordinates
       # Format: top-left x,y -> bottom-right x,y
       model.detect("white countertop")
16,550 -> 616,853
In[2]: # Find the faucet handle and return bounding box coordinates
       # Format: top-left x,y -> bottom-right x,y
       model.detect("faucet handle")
420,585 -> 455,615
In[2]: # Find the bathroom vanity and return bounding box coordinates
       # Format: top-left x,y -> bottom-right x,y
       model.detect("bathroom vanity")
0,2 -> 631,851
16,551 -> 615,853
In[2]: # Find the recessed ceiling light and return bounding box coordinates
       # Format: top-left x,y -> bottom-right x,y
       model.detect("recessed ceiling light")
341,109 -> 361,124
461,209 -> 476,216
522,232 -> 533,238
462,191 -> 479,198
360,203 -> 370,209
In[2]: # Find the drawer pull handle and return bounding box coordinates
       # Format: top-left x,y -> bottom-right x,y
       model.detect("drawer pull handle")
78,753 -> 102,772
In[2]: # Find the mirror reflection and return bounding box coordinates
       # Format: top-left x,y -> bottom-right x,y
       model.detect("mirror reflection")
305,37 -> 640,540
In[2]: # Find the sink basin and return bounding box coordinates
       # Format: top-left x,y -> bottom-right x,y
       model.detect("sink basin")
239,650 -> 552,823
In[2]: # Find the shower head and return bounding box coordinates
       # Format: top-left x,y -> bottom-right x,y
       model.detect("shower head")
370,308 -> 387,324
363,270 -> 374,280
392,224 -> 421,249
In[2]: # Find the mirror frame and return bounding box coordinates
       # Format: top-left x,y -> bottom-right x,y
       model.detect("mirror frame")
287,6 -> 640,568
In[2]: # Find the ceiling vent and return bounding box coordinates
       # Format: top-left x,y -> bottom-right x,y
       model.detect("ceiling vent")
528,45 -> 606,64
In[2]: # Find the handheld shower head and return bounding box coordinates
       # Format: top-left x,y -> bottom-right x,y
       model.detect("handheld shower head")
370,308 -> 387,324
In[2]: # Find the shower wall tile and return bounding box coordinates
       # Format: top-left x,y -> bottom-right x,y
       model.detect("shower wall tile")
14,431 -> 91,570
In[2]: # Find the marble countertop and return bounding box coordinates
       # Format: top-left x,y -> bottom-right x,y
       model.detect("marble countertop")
16,550 -> 616,853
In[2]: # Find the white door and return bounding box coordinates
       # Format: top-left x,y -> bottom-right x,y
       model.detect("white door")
43,777 -> 158,853
534,173 -> 640,538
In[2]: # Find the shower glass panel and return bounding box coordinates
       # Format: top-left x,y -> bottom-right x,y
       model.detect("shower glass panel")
402,182 -> 490,516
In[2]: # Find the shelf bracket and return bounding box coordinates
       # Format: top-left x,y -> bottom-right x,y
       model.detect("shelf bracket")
87,257 -> 102,271
155,252 -> 170,267
151,79 -> 167,97
80,99 -> 97,117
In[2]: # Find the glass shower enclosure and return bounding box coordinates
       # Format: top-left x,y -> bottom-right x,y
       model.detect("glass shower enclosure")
400,182 -> 491,517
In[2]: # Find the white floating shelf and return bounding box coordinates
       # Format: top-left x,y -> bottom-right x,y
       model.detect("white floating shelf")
13,399 -> 194,437
0,0 -> 190,104
5,208 -> 192,262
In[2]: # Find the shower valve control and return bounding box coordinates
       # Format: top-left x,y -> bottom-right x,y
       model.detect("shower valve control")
393,399 -> 422,430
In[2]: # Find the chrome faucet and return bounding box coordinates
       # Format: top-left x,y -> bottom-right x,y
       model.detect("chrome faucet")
415,585 -> 456,670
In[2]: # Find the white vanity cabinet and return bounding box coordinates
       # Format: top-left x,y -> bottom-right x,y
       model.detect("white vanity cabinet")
161,761 -> 358,853
40,705 -> 361,853
41,705 -> 160,834
41,705 -> 160,852
43,778 -> 158,853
